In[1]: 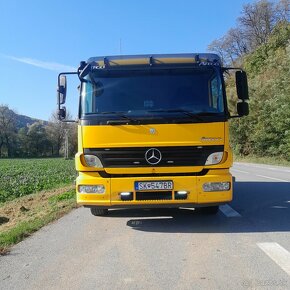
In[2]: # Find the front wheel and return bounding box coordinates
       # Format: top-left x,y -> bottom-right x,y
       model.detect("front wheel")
90,208 -> 108,216
197,206 -> 219,215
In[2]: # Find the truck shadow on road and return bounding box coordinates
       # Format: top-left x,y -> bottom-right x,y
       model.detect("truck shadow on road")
122,181 -> 290,233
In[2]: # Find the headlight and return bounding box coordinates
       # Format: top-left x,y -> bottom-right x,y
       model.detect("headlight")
205,152 -> 223,165
78,185 -> 105,193
84,154 -> 103,167
202,182 -> 230,192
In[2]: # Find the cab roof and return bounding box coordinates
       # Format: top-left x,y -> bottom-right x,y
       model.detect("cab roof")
87,53 -> 221,67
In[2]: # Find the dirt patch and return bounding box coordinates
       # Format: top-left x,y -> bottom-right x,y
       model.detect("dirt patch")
0,185 -> 75,233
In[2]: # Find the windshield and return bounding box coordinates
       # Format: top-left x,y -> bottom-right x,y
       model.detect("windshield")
80,67 -> 225,123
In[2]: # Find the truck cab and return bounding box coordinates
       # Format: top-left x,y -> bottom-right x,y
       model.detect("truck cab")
57,53 -> 249,216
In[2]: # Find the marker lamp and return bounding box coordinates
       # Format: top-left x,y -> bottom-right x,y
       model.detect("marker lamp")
202,182 -> 230,192
205,152 -> 223,165
84,154 -> 103,168
78,185 -> 105,194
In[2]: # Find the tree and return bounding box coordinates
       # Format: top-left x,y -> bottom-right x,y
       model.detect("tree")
208,0 -> 289,65
208,38 -> 227,65
46,111 -> 77,157
0,105 -> 17,157
46,111 -> 67,156
26,121 -> 51,156
226,28 -> 249,58
239,0 -> 277,48
276,0 -> 290,22
17,126 -> 30,157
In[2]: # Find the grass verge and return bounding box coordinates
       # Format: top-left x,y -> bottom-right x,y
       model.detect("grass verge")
234,155 -> 290,167
0,185 -> 77,255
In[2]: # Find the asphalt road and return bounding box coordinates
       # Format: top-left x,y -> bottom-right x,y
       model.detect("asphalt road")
1,162 -> 290,290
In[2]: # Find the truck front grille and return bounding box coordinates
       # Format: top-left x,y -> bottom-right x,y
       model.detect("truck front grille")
84,145 -> 223,168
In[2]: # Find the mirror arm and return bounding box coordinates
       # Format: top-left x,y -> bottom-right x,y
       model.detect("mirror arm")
58,71 -> 78,88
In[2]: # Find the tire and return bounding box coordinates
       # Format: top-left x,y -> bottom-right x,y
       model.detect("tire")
197,206 -> 219,215
90,208 -> 108,216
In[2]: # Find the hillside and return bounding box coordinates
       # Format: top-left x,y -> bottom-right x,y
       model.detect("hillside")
230,21 -> 290,161
0,106 -> 47,129
15,113 -> 46,129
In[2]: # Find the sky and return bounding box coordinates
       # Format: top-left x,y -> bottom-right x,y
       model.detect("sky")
0,0 -> 258,121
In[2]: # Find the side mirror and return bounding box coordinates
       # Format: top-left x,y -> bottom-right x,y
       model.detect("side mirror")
237,102 -> 249,117
58,75 -> 67,105
236,71 -> 249,100
58,107 -> 66,120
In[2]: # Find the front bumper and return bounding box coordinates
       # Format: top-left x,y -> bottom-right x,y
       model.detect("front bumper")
76,169 -> 232,208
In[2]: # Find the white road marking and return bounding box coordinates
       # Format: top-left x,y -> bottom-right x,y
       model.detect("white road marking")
255,174 -> 288,182
219,204 -> 241,217
235,162 -> 290,173
257,242 -> 290,276
267,167 -> 290,173
231,168 -> 250,174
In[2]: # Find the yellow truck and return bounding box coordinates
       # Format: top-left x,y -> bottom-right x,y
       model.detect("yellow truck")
57,53 -> 249,216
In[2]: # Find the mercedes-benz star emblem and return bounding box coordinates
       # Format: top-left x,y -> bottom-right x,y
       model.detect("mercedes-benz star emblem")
145,148 -> 162,165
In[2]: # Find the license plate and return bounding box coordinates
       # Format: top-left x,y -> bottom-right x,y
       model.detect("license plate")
134,180 -> 173,191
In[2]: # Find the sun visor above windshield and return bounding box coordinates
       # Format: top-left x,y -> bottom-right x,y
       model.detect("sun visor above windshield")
87,53 -> 221,68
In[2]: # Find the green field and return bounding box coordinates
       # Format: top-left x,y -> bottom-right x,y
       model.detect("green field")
0,158 -> 75,203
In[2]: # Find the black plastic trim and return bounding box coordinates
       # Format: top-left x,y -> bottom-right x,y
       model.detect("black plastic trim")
136,191 -> 172,201
84,202 -> 226,209
79,116 -> 227,126
84,146 -> 224,168
98,169 -> 209,178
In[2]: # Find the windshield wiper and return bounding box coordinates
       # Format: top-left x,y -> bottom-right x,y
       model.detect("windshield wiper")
148,109 -> 205,121
99,111 -> 140,125
193,112 -> 223,116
